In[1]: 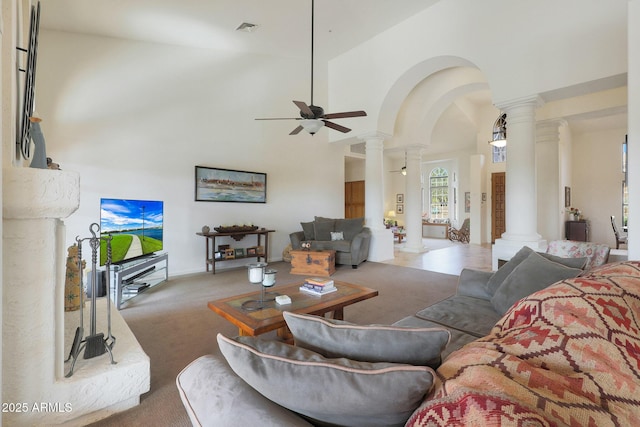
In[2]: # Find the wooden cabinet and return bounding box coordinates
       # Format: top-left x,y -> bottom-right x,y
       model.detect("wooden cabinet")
565,220 -> 589,242
345,180 -> 365,218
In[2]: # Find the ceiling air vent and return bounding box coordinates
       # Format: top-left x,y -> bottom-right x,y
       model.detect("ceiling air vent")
236,22 -> 259,33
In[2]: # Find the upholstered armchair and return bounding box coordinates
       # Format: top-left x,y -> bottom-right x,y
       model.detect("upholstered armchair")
546,240 -> 610,270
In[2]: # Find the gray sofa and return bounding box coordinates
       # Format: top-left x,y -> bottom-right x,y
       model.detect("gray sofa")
289,216 -> 371,268
176,246 -> 590,427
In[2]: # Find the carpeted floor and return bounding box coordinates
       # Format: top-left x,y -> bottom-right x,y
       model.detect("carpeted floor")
88,261 -> 459,426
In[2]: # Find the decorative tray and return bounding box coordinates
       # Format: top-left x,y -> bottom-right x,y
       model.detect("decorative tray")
214,225 -> 259,233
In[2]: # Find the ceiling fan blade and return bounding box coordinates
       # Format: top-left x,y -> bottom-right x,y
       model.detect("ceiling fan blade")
322,110 -> 367,119
289,125 -> 304,135
293,100 -> 314,117
255,117 -> 300,121
323,120 -> 351,133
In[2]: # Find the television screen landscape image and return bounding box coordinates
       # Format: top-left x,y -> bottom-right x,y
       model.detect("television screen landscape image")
100,198 -> 164,265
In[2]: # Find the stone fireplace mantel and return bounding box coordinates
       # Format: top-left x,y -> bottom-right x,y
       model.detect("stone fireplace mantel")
2,167 -> 150,426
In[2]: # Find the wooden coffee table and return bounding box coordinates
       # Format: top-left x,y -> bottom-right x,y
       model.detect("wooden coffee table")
208,280 -> 378,340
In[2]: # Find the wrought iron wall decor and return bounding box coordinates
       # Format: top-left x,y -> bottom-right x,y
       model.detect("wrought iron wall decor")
16,1 -> 41,160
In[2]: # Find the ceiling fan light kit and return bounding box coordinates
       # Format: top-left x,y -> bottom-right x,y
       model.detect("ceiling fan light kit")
300,119 -> 325,135
255,0 -> 367,136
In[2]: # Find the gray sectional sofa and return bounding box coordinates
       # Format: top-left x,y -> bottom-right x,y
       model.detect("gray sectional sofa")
393,246 -> 588,358
176,245 -> 591,427
289,216 -> 371,268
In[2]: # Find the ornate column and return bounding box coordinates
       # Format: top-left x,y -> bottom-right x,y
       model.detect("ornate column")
536,119 -> 565,241
359,132 -> 394,262
492,96 -> 546,269
401,146 -> 427,253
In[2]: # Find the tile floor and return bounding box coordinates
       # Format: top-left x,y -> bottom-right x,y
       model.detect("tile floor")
383,238 -> 493,276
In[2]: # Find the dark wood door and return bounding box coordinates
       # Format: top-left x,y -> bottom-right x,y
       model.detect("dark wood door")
491,172 -> 506,243
345,181 -> 365,218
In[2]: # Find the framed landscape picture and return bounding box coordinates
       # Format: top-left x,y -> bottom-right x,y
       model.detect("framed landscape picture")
195,166 -> 267,203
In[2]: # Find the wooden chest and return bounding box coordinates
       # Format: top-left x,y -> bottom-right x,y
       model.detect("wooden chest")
290,250 -> 336,276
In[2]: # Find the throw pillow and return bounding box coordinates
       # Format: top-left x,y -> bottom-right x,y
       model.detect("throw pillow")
540,252 -> 588,269
300,221 -> 315,241
313,220 -> 335,241
485,246 -> 535,296
284,312 -> 449,368
335,217 -> 365,241
485,246 -> 587,296
217,334 -> 434,427
490,251 -> 583,315
330,231 -> 344,241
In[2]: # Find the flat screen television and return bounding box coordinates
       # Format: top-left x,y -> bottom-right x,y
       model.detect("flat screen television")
100,198 -> 164,265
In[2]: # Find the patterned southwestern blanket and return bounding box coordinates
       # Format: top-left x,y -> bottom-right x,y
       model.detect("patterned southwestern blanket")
407,261 -> 640,427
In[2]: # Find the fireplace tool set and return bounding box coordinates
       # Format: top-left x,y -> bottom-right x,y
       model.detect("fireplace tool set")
65,223 -> 116,377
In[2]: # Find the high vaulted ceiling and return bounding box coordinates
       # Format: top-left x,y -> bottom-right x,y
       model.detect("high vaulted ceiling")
39,0 -> 440,61
38,0 -> 627,153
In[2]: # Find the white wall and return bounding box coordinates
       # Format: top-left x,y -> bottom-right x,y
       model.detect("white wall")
37,30 -> 346,276
329,0 -> 627,135
572,128 -> 628,247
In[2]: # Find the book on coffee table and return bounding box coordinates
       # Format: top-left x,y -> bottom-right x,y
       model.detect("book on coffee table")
302,277 -> 336,293
299,285 -> 338,296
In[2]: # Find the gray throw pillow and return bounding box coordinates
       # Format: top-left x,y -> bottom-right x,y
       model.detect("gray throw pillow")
485,246 -> 587,296
300,221 -> 315,240
313,220 -> 335,241
490,251 -> 582,315
539,252 -> 588,269
485,246 -> 536,296
283,312 -> 449,369
217,334 -> 434,427
335,217 -> 365,240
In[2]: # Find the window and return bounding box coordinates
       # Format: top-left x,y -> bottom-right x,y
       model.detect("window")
492,145 -> 506,163
429,167 -> 449,219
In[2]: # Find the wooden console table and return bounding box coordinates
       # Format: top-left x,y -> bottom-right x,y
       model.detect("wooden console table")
196,229 -> 275,274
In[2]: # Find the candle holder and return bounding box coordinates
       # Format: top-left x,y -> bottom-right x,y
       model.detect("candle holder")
242,262 -> 272,311
262,268 -> 278,299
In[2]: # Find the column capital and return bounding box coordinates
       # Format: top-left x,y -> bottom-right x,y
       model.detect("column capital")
495,94 -> 544,112
358,131 -> 392,143
537,118 -> 568,129
384,144 -> 427,156
536,119 -> 568,144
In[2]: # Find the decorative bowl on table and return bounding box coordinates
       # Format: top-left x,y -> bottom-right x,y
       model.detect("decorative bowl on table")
214,225 -> 259,233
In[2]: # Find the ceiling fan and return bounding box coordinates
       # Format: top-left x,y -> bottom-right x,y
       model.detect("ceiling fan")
389,152 -> 407,175
255,0 -> 367,135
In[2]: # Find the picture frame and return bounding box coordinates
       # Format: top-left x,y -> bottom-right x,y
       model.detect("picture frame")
396,193 -> 404,203
246,247 -> 257,256
214,251 -> 224,260
234,248 -> 245,258
397,204 -> 404,214
195,166 -> 267,203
